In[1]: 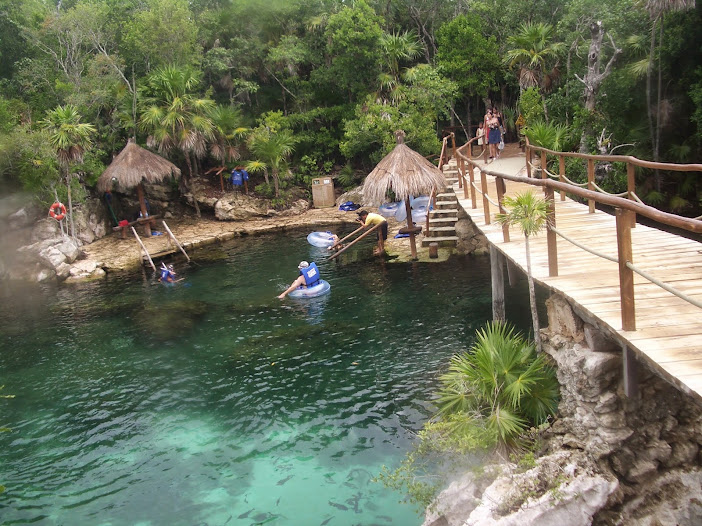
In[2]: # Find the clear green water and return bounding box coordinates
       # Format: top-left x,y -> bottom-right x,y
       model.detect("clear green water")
0,228 -> 534,526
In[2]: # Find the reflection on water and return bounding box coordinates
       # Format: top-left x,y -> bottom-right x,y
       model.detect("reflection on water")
0,228 -> 535,525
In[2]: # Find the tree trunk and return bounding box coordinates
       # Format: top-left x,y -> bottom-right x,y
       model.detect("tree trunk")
654,19 -> 663,189
66,171 -> 75,241
577,22 -> 620,154
647,19 -> 659,190
184,153 -> 201,217
272,168 -> 280,198
525,235 -> 542,352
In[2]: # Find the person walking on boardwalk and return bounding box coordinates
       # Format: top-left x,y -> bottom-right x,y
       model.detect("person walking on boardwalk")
357,210 -> 388,256
486,110 -> 501,161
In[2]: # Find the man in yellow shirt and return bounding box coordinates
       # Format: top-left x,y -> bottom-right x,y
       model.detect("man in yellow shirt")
357,210 -> 388,256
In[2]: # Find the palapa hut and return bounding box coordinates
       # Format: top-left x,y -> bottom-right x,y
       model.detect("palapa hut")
97,138 -> 181,237
364,130 -> 447,259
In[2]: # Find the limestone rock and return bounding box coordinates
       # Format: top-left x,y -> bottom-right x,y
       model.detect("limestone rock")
214,193 -> 271,220
65,259 -> 106,281
546,294 -> 584,342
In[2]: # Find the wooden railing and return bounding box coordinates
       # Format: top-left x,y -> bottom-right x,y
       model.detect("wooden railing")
454,141 -> 702,331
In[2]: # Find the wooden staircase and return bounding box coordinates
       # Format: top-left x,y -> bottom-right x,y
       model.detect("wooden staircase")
422,163 -> 460,247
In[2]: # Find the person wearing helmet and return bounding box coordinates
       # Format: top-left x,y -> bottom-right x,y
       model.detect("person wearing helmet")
277,260 -> 321,299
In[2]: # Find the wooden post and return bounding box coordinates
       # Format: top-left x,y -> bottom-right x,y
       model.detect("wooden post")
405,198 -> 418,260
329,224 -> 365,250
495,177 -> 510,242
131,226 -> 156,271
481,169 -> 490,224
541,150 -> 547,180
451,133 -> 458,176
587,158 -> 595,213
559,155 -> 566,201
429,242 -> 439,259
136,183 -> 152,236
161,221 -> 190,262
457,153 -> 463,189
526,146 -> 532,178
491,245 -> 505,322
328,223 -> 382,260
469,163 -> 476,208
626,162 -> 636,228
219,169 -> 225,193
623,344 -> 639,398
616,208 -> 636,331
506,258 -> 520,286
545,186 -> 558,277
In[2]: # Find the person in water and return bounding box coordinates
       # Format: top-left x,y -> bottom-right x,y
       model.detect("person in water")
326,234 -> 342,251
159,264 -> 177,283
357,210 -> 388,256
278,261 -> 321,299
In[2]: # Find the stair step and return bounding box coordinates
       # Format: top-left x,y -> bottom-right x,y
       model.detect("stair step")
431,208 -> 458,215
429,217 -> 458,230
427,226 -> 457,236
422,236 -> 459,247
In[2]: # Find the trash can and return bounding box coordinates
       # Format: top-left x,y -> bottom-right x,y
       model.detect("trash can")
311,177 -> 335,208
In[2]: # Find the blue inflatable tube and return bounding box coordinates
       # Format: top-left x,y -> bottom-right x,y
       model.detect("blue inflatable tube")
379,202 -> 401,218
307,231 -> 336,248
288,279 -> 331,299
411,195 -> 430,209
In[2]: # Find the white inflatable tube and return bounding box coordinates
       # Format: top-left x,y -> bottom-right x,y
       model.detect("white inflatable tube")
288,279 -> 331,299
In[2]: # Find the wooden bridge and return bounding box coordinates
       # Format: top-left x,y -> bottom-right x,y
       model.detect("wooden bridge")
438,138 -> 702,404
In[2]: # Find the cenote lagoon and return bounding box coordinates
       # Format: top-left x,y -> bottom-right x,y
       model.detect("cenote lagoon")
0,228 -> 536,526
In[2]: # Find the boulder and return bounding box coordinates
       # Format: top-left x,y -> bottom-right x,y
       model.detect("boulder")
214,193 -> 271,220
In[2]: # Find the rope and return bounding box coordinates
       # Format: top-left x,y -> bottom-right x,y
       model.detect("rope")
552,226 -> 702,310
630,192 -> 645,204
550,226 -> 619,263
590,180 -> 629,197
469,180 -> 500,207
626,261 -> 702,310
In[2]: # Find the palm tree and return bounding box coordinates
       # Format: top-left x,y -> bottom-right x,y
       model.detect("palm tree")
378,30 -> 422,104
209,105 -> 247,167
495,191 -> 551,352
505,22 -> 564,121
40,105 -> 96,240
138,65 -> 215,216
436,321 -> 559,446
247,128 -> 296,198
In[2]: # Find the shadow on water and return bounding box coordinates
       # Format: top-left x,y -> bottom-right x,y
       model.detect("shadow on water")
0,228 -> 538,526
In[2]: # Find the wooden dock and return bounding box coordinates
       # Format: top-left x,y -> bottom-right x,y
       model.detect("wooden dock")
447,155 -> 702,403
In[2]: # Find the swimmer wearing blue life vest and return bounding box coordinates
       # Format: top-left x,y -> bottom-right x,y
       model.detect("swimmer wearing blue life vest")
278,261 -> 321,299
159,263 -> 176,283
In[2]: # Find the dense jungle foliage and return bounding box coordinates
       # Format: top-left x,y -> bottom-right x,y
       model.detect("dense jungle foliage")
0,0 -> 700,213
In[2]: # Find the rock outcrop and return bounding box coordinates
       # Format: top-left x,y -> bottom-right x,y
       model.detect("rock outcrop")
424,292 -> 702,526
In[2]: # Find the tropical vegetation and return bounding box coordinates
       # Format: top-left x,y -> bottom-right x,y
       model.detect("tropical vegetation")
0,0 -> 699,215
377,321 -> 560,508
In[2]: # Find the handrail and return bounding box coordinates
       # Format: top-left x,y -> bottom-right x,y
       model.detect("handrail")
328,223 -> 381,259
329,224 -> 365,250
450,142 -> 702,332
162,221 -> 190,262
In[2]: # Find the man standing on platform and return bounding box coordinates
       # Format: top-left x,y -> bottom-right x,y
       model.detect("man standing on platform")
357,210 -> 388,256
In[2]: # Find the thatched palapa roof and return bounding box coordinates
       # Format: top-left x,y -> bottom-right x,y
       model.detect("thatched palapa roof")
364,130 -> 447,205
97,139 -> 181,192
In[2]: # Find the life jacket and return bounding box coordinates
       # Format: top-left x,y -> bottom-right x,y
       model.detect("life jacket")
299,262 -> 320,287
230,169 -> 243,186
160,268 -> 174,282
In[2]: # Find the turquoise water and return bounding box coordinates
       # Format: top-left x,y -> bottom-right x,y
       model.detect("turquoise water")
0,228 -> 534,525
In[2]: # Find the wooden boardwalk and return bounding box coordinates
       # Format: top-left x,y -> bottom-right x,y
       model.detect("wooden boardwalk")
446,153 -> 702,403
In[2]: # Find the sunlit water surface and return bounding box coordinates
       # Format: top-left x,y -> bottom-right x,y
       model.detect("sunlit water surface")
0,228 -> 534,526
